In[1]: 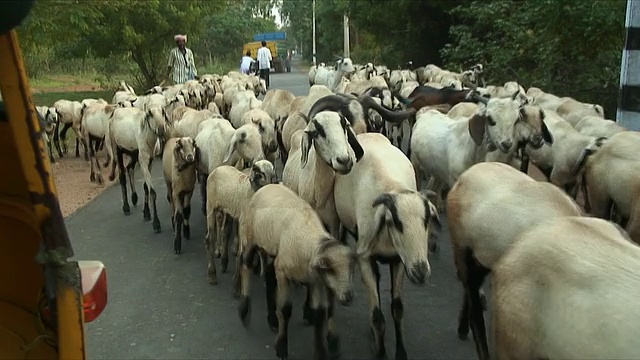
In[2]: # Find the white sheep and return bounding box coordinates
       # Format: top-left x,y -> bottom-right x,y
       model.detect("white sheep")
573,116 -> 626,138
491,216 -> 640,360
194,118 -> 266,215
162,137 -> 198,254
314,58 -> 356,92
446,161 -> 583,360
105,106 -> 168,233
333,132 -> 440,360
410,95 -> 553,195
239,108 -> 278,162
236,183 -> 356,360
53,99 -> 84,158
35,105 -> 62,162
261,89 -> 296,127
555,97 -> 605,126
204,160 -> 277,284
582,131 -> 640,244
308,62 -> 326,86
228,90 -> 262,126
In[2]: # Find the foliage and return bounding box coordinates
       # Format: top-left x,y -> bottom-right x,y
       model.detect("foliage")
18,0 -> 278,89
441,0 -> 626,116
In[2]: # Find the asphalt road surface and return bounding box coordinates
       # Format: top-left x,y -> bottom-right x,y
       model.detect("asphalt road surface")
69,65 -> 480,359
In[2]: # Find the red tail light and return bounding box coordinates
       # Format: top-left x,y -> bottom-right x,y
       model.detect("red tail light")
79,261 -> 108,323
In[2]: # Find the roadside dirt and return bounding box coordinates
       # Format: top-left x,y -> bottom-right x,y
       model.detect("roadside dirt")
50,145 -> 113,218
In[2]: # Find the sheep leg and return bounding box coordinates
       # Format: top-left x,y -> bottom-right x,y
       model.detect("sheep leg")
141,154 -> 161,233
626,196 -> 640,244
359,256 -> 386,360
274,267 -> 292,360
264,260 -> 278,332
214,211 -> 224,258
390,260 -> 408,360
88,137 -> 104,185
59,122 -> 72,155
72,125 -> 84,159
462,249 -> 491,360
46,135 -> 56,164
182,191 -> 193,240
173,192 -> 184,254
309,283 -> 328,360
116,148 -> 131,215
166,182 -> 174,229
303,285 -> 313,326
205,209 -> 219,285
143,184 -> 151,221
239,245 -> 259,324
221,216 -> 233,273
326,290 -> 341,360
53,124 -> 63,158
199,172 -> 208,215
127,156 -> 139,206
586,178 -> 613,220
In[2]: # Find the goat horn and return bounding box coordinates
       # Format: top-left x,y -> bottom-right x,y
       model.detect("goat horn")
358,95 -> 416,124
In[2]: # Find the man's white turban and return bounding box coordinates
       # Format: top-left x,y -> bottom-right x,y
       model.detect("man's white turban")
174,34 -> 187,43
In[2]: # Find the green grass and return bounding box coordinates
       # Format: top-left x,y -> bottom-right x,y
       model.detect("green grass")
32,90 -> 114,107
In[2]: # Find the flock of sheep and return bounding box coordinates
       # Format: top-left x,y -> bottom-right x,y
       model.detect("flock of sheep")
34,55 -> 640,360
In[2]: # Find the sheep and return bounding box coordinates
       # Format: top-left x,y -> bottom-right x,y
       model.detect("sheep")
525,110 -> 606,193
491,216 -> 640,360
35,105 -> 63,162
238,108 -> 278,162
204,160 -> 277,284
530,90 -> 563,111
573,116 -> 626,138
53,99 -> 84,158
105,106 -> 168,233
333,132 -> 441,360
112,80 -> 137,104
555,97 -> 605,126
82,102 -> 128,184
236,183 -> 357,360
169,109 -> 218,140
308,62 -> 326,86
206,101 -> 221,115
194,118 -> 266,215
409,94 -> 553,198
582,131 -> 640,243
446,161 -> 583,360
314,57 -> 356,92
261,89 -> 296,125
447,102 -> 480,119
162,137 -> 198,254
228,90 -> 262,126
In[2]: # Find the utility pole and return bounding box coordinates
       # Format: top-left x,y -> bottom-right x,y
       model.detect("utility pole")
312,0 -> 317,66
618,0 -> 640,130
343,13 -> 350,58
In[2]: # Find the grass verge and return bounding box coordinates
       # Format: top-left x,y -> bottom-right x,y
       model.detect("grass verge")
32,90 -> 114,107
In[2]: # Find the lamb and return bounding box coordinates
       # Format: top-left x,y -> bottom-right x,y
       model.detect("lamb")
582,131 -> 640,243
105,106 -> 168,233
573,116 -> 626,138
204,160 -> 278,284
333,132 -> 441,360
194,118 -> 266,215
162,137 -> 198,254
314,57 -> 356,92
446,161 -> 583,360
237,183 -> 356,360
409,93 -> 553,195
491,216 -> 640,360
35,105 -> 63,162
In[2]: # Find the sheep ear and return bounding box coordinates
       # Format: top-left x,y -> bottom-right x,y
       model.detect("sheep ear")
251,117 -> 260,124
468,114 -> 486,146
310,255 -> 331,272
511,90 -> 520,101
346,127 -> 364,162
223,133 -> 242,164
300,131 -> 313,168
540,116 -> 554,145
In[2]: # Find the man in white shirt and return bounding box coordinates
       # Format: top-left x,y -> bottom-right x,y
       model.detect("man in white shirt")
240,51 -> 254,75
256,41 -> 273,89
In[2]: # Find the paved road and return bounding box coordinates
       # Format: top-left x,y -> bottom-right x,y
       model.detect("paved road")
69,66 -> 479,359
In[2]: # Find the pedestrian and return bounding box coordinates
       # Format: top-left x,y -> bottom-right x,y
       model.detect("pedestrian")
256,40 -> 272,89
240,51 -> 254,75
166,34 -> 197,85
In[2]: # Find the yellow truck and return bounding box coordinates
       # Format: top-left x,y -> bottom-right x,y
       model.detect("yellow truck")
242,39 -> 286,73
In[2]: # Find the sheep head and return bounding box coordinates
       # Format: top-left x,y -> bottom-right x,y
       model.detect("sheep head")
369,190 -> 439,285
515,106 -> 553,149
310,238 -> 356,306
174,136 -> 197,167
249,159 -> 278,192
300,110 -> 363,175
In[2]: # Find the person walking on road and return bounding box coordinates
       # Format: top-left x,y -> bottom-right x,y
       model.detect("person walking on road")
256,40 -> 272,89
166,34 -> 197,85
240,51 -> 254,75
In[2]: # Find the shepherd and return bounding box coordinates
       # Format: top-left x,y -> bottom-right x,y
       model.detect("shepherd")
167,34 -> 198,85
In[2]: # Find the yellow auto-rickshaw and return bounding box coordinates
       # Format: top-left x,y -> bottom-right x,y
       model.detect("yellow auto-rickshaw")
0,2 -> 108,359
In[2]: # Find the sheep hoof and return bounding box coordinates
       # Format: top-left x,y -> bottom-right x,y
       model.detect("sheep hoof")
480,292 -> 488,311
122,206 -> 131,216
208,277 -> 217,285
143,209 -> 151,221
327,334 -> 341,359
90,173 -> 96,183
131,193 -> 138,206
153,223 -> 161,233
268,313 -> 278,333
457,330 -> 469,340
84,155 -> 90,161
395,348 -> 408,360
108,174 -> 115,182
221,256 -> 229,273
96,175 -> 104,185
302,305 -> 313,326
239,296 -> 251,325
183,225 -> 190,239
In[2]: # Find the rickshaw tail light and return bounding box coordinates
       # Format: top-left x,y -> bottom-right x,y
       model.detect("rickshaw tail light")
79,261 -> 108,323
